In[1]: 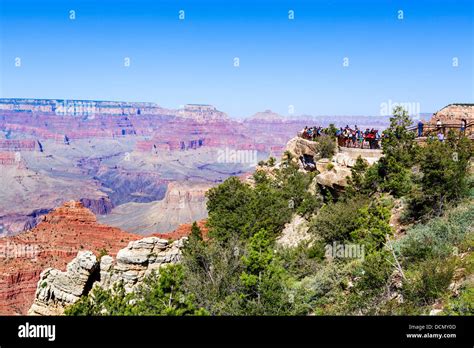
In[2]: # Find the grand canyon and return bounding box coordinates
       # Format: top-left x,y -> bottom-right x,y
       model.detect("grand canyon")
0,97 -> 395,314
1,98 -> 473,315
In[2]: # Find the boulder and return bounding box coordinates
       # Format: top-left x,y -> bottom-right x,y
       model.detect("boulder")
334,148 -> 382,167
315,164 -> 352,188
285,137 -> 320,159
28,251 -> 98,315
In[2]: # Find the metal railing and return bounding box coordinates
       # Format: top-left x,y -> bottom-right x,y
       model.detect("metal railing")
408,122 -> 474,138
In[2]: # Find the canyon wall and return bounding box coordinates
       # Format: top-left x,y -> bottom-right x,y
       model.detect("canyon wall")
0,201 -> 205,315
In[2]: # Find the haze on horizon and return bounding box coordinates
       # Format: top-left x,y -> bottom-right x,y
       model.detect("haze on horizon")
1,0 -> 473,117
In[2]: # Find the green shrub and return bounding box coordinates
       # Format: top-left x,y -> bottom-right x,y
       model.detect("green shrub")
395,203 -> 474,263
315,136 -> 336,159
403,258 -> 456,305
443,285 -> 474,315
309,197 -> 366,244
309,196 -> 391,251
356,251 -> 393,293
406,135 -> 472,220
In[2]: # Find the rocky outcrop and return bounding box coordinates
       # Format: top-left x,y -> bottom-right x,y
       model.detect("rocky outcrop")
332,147 -> 382,167
283,136 -> 383,189
0,201 -> 208,315
285,137 -> 320,161
0,201 -> 139,315
430,103 -> 474,125
276,215 -> 312,248
99,237 -> 185,292
315,159 -> 352,189
28,236 -> 186,315
314,148 -> 382,189
28,251 -> 98,316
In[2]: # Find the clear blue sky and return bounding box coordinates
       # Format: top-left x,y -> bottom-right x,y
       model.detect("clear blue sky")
0,0 -> 473,117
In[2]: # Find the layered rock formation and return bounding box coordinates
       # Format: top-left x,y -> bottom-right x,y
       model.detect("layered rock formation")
284,136 -> 383,189
0,139 -> 36,151
430,103 -> 474,125
28,236 -> 186,315
285,137 -> 321,161
0,201 -> 139,315
28,251 -> 99,316
99,181 -> 210,234
179,104 -> 229,122
0,98 -> 167,116
315,159 -> 352,188
315,148 -> 383,189
0,201 -> 207,315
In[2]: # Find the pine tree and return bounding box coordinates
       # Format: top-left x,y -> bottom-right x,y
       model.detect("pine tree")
190,221 -> 203,241
377,106 -> 418,197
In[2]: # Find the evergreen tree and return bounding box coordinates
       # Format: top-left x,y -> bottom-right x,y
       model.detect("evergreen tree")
238,229 -> 293,315
190,221 -> 203,241
377,106 -> 418,197
408,133 -> 472,219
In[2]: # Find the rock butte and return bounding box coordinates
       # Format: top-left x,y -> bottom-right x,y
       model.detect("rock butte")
0,201 -> 205,315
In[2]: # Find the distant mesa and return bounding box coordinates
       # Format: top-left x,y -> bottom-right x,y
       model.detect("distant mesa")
0,98 -> 164,116
0,98 -> 229,123
245,109 -> 285,122
178,104 -> 230,122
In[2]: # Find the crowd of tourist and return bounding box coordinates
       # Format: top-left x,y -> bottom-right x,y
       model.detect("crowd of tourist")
300,125 -> 382,149
300,118 -> 469,149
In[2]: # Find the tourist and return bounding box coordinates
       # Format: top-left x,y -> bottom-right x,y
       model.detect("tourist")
417,120 -> 424,137
437,132 -> 444,142
461,118 -> 467,134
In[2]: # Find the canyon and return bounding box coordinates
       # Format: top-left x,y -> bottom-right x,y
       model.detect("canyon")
0,98 -> 391,236
0,97 -> 395,315
2,100 -> 470,316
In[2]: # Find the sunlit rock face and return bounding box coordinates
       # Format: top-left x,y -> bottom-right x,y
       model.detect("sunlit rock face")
283,136 -> 383,189
276,214 -> 312,248
28,236 -> 186,316
429,103 -> 474,125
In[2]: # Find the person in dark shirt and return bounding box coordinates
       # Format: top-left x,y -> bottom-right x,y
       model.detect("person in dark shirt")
461,118 -> 467,134
417,120 -> 424,137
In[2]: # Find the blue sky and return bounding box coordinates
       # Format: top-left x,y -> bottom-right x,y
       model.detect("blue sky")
0,0 -> 473,117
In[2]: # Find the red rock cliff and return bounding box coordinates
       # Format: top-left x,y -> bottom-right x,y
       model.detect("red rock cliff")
0,201 -> 139,315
